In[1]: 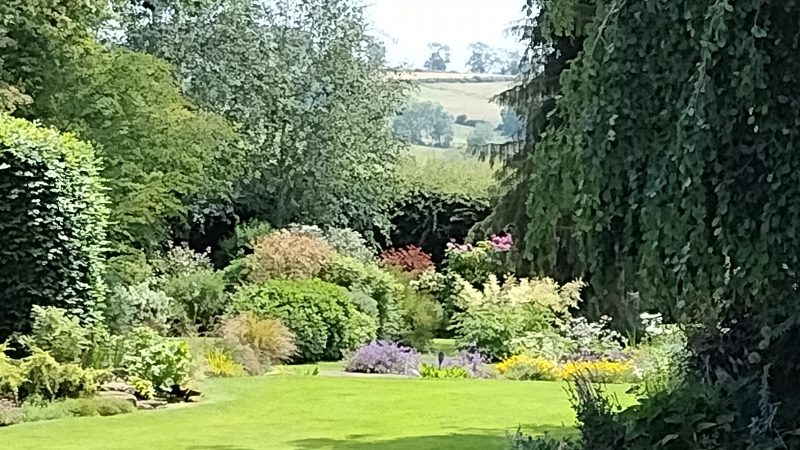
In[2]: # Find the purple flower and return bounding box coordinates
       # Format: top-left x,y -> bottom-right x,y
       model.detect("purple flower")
489,234 -> 513,252
439,348 -> 492,379
345,341 -> 421,375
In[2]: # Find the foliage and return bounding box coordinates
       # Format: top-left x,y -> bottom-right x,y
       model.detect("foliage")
467,122 -> 497,148
632,313 -> 689,397
5,397 -> 134,426
419,363 -> 469,379
393,274 -> 443,349
159,269 -> 229,334
344,341 -> 421,376
126,376 -> 154,400
219,313 -> 297,373
121,327 -> 192,394
151,245 -> 214,277
323,227 -> 377,263
497,355 -> 557,381
18,348 -> 106,401
380,246 -> 435,275
465,42 -> 497,74
247,231 -> 333,283
0,344 -> 26,401
117,0 -> 408,237
18,306 -> 90,364
412,269 -> 462,334
0,0 -> 107,113
496,108 -> 525,138
319,254 -> 405,340
104,249 -> 153,289
444,237 -> 514,286
392,156 -> 494,262
557,360 -> 635,385
233,279 -> 377,362
0,114 -> 108,343
423,43 -> 451,72
508,429 -> 580,450
218,220 -> 273,263
450,275 -> 585,359
438,348 -> 491,379
205,349 -> 246,378
393,101 -> 454,148
105,282 -> 174,335
19,40 -> 234,250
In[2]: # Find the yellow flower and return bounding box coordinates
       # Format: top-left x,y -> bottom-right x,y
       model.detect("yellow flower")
497,355 -> 556,380
556,360 -> 634,383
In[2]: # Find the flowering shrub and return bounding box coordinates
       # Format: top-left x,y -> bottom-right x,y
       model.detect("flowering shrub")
559,316 -> 626,359
345,341 -> 420,375
556,359 -> 636,384
379,246 -> 435,275
444,236 -> 514,286
450,275 -> 584,360
247,231 -> 333,283
497,355 -> 557,381
633,313 -> 688,396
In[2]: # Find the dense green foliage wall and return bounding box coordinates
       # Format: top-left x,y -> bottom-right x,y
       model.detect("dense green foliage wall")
506,0 -> 800,440
0,114 -> 108,342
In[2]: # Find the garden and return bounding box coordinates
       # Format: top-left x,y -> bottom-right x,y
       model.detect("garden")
3,0 -> 800,449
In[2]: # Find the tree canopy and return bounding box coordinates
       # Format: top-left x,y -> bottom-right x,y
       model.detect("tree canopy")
423,43 -> 451,72
392,101 -> 454,148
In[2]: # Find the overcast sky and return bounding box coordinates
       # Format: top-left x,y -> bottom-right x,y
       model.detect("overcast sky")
364,0 -> 526,71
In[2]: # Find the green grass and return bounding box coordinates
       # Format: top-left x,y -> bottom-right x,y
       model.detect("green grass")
0,376 -> 634,450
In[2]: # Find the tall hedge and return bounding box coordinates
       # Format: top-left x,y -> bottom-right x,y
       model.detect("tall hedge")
0,114 -> 108,342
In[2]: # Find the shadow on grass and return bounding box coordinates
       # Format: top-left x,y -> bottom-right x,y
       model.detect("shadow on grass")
289,425 -> 575,450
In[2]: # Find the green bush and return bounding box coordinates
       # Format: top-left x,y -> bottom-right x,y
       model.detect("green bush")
159,269 -> 228,333
105,282 -> 174,335
218,313 -> 297,374
104,248 -> 153,289
121,327 -> 191,394
18,306 -> 90,364
319,254 -> 405,341
419,363 -> 469,379
412,269 -> 462,336
323,227 -> 376,263
218,220 -> 272,263
0,114 -> 109,343
17,348 -> 106,400
63,397 -> 135,417
391,270 -> 442,350
233,279 -> 376,362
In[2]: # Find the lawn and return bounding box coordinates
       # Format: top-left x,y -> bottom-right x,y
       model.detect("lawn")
0,375 -> 632,450
412,81 -> 512,124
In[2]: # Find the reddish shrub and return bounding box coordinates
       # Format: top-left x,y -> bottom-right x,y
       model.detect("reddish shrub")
379,246 -> 435,275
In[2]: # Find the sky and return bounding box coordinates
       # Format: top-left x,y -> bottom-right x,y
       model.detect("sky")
364,0 -> 526,72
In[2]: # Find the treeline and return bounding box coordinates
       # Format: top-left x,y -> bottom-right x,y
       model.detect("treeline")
1,0 -> 408,259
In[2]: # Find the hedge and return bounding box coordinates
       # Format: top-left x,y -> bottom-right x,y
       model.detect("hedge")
0,114 -> 109,342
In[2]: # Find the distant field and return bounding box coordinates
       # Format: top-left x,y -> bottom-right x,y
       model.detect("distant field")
412,82 -> 511,125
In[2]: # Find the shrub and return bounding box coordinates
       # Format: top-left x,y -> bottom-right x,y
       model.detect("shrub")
0,114 -> 109,343
557,360 -> 636,384
508,330 -> 574,362
0,401 -> 24,426
105,282 -> 174,335
205,349 -> 246,378
18,306 -> 90,364
391,270 -> 442,349
150,244 -> 213,277
412,269 -> 462,334
219,313 -> 297,373
0,344 -> 26,401
218,220 -> 272,262
444,238 -> 513,286
632,313 -> 688,397
319,254 -> 405,341
18,348 -> 106,400
345,341 -> 421,375
121,327 -> 192,394
450,275 -> 583,360
379,246 -> 435,275
455,114 -> 468,124
233,279 -> 377,362
419,363 -> 469,378
323,227 -> 376,263
497,355 -> 557,381
508,430 -> 580,450
439,348 -> 492,378
159,268 -> 228,333
247,231 -> 333,283
104,249 -> 153,289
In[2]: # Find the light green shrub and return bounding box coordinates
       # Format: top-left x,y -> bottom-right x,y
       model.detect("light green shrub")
159,269 -> 228,333
323,227 -> 376,263
121,327 -> 191,394
105,282 -> 174,335
450,275 -> 584,360
18,348 -> 106,400
18,306 -> 90,364
218,220 -> 272,261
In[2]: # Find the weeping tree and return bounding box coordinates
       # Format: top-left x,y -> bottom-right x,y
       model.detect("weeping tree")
501,0 -> 800,444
